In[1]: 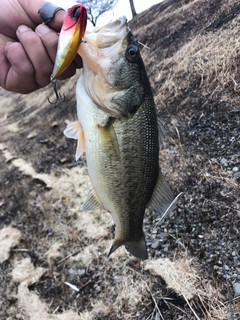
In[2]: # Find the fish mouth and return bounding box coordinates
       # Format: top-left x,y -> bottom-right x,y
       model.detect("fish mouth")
78,16 -> 128,66
77,16 -> 131,116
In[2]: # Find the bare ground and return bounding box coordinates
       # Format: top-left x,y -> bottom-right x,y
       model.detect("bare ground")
0,0 -> 240,319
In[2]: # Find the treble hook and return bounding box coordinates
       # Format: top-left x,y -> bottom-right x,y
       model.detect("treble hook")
48,77 -> 65,104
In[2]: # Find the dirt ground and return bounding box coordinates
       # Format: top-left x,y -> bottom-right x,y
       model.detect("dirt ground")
0,0 -> 240,319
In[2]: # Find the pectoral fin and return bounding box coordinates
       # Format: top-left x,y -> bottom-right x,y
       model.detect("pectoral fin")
149,170 -> 176,218
81,189 -> 102,211
64,121 -> 80,139
64,121 -> 85,160
97,118 -> 120,160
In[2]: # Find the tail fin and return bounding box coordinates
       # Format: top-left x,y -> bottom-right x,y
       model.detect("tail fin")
125,237 -> 148,260
108,236 -> 148,260
108,240 -> 122,257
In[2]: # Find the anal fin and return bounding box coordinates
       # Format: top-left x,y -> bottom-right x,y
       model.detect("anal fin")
81,189 -> 102,211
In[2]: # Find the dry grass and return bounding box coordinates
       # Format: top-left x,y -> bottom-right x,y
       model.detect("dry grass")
138,0 -> 240,107
0,227 -> 21,263
156,16 -> 240,103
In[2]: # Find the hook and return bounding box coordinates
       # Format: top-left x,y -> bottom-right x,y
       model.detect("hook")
48,77 -> 65,104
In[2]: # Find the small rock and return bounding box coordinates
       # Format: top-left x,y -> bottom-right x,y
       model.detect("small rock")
159,233 -> 166,239
151,240 -> 160,250
113,275 -> 122,282
27,131 -> 37,139
220,157 -> 228,166
232,167 -> 239,172
51,122 -> 58,128
234,172 -> 240,181
40,139 -> 49,144
77,269 -> 85,276
68,268 -> 76,275
233,283 -> 240,297
59,157 -> 68,164
155,312 -> 161,320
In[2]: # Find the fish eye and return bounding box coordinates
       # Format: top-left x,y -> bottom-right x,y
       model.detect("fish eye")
71,7 -> 80,19
126,44 -> 139,62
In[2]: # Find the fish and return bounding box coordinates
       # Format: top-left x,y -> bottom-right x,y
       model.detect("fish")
51,4 -> 87,80
64,16 -> 175,260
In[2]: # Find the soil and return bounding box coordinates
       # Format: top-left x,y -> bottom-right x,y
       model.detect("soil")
0,0 -> 239,319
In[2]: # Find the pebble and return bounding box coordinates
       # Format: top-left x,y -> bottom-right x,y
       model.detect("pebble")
77,269 -> 85,276
234,172 -> 240,180
114,275 -> 122,282
68,268 -> 76,275
155,312 -> 161,320
220,157 -> 228,166
151,240 -> 160,249
233,283 -> 240,297
232,167 -> 239,172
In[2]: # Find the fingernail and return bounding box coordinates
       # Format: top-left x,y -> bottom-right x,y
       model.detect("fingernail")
35,24 -> 50,35
18,25 -> 31,33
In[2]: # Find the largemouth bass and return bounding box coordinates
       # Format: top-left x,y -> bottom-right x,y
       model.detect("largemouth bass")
64,17 -> 174,260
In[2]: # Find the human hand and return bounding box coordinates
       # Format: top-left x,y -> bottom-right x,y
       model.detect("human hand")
0,0 -> 83,94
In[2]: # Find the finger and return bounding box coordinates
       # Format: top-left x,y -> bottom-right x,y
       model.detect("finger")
4,42 -> 38,93
35,24 -> 83,81
17,25 -> 53,88
19,0 -> 66,31
57,62 -> 77,81
73,54 -> 83,69
35,24 -> 58,62
56,55 -> 83,80
35,25 -> 83,81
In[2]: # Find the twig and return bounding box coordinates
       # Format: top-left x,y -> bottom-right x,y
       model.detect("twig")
57,250 -> 81,266
79,279 -> 92,290
138,41 -> 150,50
154,192 -> 183,227
146,283 -> 165,320
183,294 -> 201,320
65,282 -> 79,292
